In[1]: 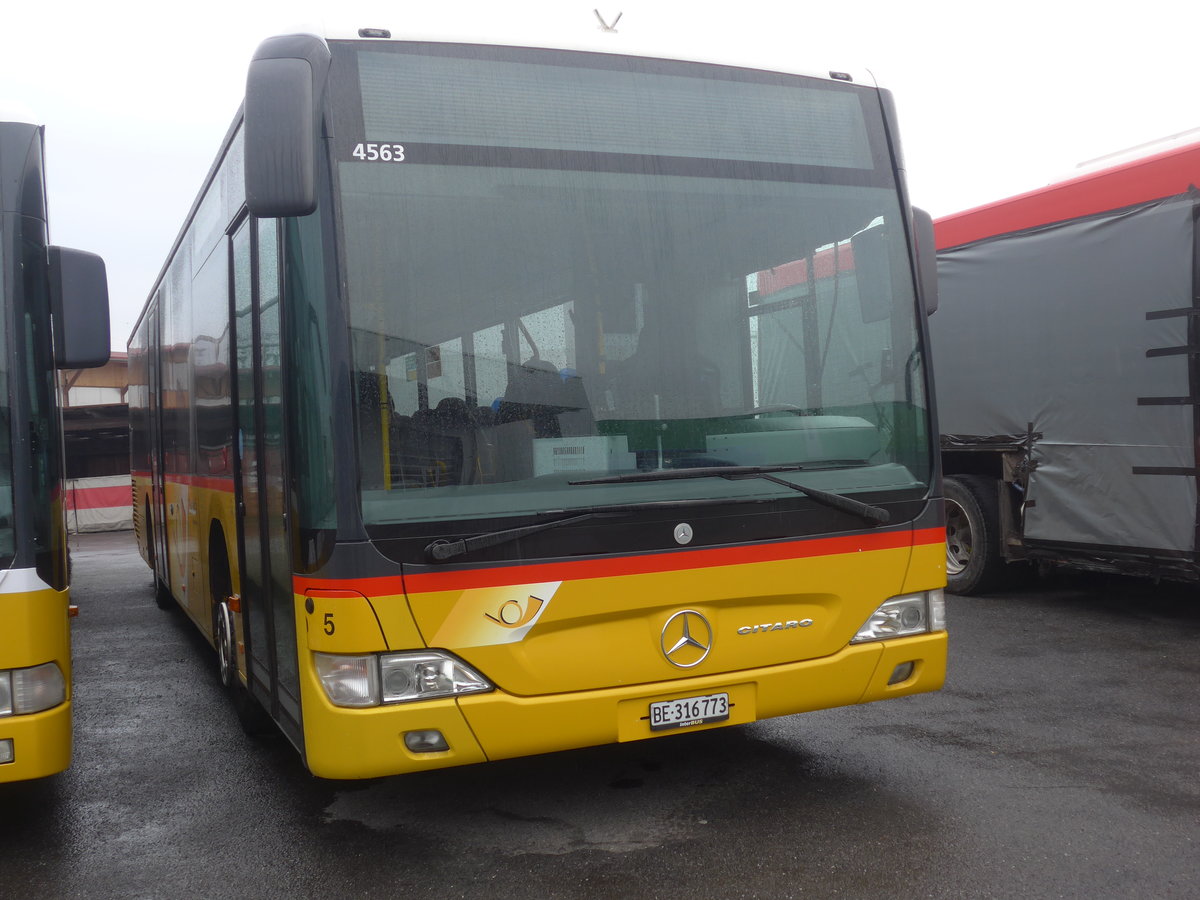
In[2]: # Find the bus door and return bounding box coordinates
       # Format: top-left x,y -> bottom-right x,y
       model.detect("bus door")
148,302 -> 170,588
231,217 -> 302,738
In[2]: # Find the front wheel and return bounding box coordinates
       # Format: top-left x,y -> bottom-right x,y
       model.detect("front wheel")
214,600 -> 236,690
154,578 -> 174,611
232,680 -> 275,737
216,598 -> 275,736
944,475 -> 1006,595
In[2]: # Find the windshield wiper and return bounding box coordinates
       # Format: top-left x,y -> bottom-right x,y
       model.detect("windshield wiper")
426,512 -> 601,563
570,465 -> 890,526
423,467 -> 888,564
423,493 -> 785,564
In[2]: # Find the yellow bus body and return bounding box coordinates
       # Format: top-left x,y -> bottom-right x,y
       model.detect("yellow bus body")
127,34 -> 946,780
137,473 -> 945,780
296,531 -> 946,779
0,579 -> 72,782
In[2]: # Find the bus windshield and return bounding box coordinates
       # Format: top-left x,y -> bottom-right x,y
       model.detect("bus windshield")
333,44 -> 931,529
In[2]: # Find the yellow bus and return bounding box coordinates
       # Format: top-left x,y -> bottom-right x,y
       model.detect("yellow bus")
0,116 -> 110,782
129,24 -> 946,779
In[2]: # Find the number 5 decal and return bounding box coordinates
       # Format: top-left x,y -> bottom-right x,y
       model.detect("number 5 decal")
323,612 -> 335,635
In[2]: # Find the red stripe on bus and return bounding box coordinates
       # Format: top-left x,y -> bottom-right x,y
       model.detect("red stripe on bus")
294,527 -> 945,596
935,141 -> 1200,250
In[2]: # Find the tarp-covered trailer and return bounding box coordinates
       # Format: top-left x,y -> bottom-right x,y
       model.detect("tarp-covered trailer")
932,140 -> 1200,593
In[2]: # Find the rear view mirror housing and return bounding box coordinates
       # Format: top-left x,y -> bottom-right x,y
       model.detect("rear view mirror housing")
912,207 -> 938,315
48,246 -> 109,369
244,34 -> 331,218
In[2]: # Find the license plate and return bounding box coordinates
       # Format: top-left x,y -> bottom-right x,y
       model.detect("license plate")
648,692 -> 730,732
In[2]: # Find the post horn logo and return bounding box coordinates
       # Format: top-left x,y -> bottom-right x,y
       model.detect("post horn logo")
660,610 -> 713,668
485,595 -> 545,629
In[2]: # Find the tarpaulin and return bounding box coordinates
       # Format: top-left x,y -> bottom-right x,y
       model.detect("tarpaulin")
932,192 -> 1197,553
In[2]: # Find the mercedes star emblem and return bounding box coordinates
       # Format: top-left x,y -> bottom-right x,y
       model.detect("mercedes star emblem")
660,609 -> 713,668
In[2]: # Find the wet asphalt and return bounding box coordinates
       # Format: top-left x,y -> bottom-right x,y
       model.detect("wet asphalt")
0,530 -> 1197,899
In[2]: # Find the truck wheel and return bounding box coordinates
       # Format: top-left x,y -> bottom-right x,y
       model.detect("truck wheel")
944,475 -> 1006,595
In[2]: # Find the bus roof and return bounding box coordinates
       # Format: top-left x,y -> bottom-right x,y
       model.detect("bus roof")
312,22 -> 875,88
935,138 -> 1200,251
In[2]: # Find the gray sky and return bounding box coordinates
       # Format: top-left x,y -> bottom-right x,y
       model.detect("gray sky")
6,0 -> 1199,349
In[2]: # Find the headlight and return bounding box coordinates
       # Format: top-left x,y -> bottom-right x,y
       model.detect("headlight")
0,672 -> 11,717
314,650 -> 492,708
313,653 -> 379,708
851,590 -> 945,643
5,663 -> 67,715
380,652 -> 491,704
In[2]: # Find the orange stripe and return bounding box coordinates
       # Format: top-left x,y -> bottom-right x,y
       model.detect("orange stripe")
294,526 -> 945,596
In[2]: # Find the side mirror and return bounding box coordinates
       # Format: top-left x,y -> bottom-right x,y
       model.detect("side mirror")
244,34 -> 331,218
912,207 -> 938,315
48,246 -> 109,369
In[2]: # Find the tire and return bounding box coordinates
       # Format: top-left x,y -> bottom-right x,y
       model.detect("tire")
215,597 -> 273,735
209,536 -> 274,736
214,600 -> 236,690
944,475 -> 1006,595
209,535 -> 238,692
154,578 -> 174,611
148,504 -> 175,611
233,682 -> 275,737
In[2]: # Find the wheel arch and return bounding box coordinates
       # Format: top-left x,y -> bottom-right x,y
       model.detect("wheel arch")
207,519 -> 235,608
942,449 -> 1005,480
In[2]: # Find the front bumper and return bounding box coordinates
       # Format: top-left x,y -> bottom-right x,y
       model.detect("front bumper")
0,700 -> 72,783
299,631 -> 946,779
